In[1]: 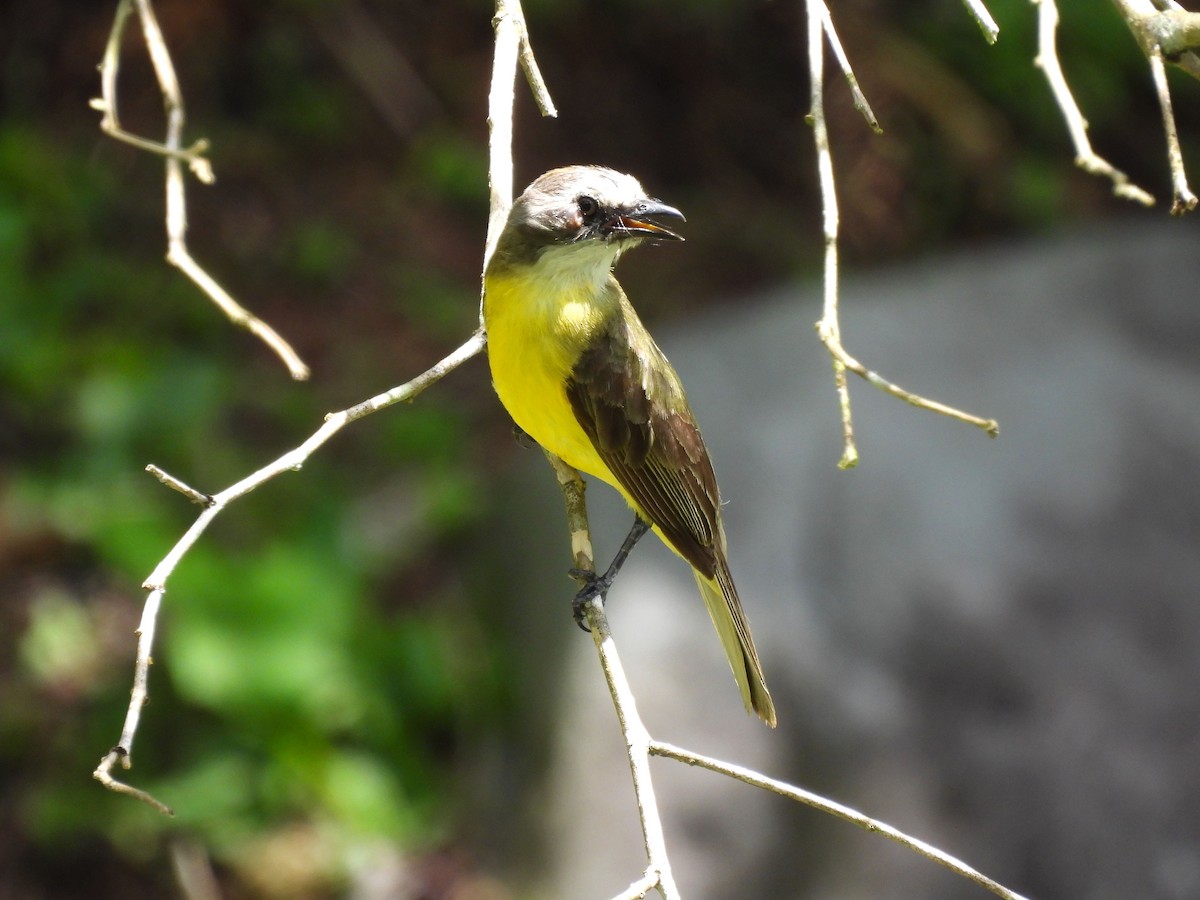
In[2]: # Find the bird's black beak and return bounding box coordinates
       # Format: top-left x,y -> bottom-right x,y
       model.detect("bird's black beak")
608,199 -> 686,242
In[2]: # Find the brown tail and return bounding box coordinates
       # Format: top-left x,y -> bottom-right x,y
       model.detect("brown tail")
694,567 -> 776,727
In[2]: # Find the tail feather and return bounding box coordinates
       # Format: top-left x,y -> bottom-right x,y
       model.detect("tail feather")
694,568 -> 776,728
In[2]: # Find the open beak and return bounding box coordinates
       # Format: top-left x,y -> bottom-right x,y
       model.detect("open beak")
608,199 -> 686,241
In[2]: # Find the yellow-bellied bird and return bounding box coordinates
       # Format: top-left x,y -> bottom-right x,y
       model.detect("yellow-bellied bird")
483,166 -> 775,727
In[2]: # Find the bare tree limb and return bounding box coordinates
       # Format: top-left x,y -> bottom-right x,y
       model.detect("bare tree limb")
610,871 -> 661,900
92,328 -> 487,811
93,587 -> 173,815
144,464 -> 213,506
806,0 -> 857,468
1034,0 -> 1156,206
807,2 -> 997,469
1111,0 -> 1200,213
650,741 -> 1030,900
91,5 -> 1035,897
961,0 -> 1001,44
92,0 -> 550,809
544,453 -> 1027,898
91,0 -> 213,180
92,0 -> 311,380
1142,1 -> 1200,77
1147,41 -> 1199,213
817,3 -> 881,133
545,454 -> 681,900
484,0 -> 557,283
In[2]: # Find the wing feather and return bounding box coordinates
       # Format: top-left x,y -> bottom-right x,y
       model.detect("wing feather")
564,285 -> 775,726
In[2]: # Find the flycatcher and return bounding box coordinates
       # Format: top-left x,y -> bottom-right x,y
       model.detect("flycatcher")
483,166 -> 775,727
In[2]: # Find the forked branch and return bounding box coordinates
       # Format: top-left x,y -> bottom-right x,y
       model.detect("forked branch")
547,457 -> 1027,899
806,0 -> 998,468
1108,0 -> 1199,213
93,0 -> 309,379
92,0 -> 554,812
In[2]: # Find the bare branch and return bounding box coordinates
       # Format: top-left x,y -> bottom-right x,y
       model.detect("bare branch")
93,0 -> 310,379
1111,0 -> 1200,213
1034,0 -> 1156,206
818,4 -> 880,133
91,1 -> 213,180
806,1 -> 856,468
545,455 -> 681,900
93,588 -> 174,815
142,329 -> 485,593
961,0 -> 1001,45
1140,3 -> 1200,76
484,0 -> 557,287
516,21 -> 557,117
94,0 -> 549,815
96,327 -> 485,812
145,464 -> 213,506
1147,44 -> 1199,213
650,741 -> 1030,900
807,2 -> 998,468
546,459 -> 1026,898
610,871 -> 661,900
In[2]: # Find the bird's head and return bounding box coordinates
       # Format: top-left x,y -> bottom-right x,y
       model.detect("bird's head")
491,166 -> 685,273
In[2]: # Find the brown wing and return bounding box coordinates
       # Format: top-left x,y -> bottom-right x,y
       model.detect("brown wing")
564,299 -> 723,577
566,292 -> 777,726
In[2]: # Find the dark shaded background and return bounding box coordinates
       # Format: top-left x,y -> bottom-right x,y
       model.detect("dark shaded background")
1,0 -> 1196,897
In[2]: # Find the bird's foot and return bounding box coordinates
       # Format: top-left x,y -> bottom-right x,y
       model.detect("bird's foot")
568,568 -> 612,632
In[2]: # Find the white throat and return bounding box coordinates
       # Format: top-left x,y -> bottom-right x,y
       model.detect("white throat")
532,239 -> 629,296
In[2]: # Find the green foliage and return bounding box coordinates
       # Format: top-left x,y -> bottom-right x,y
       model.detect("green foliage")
1,0 -> 1182,895
0,41 -> 498,896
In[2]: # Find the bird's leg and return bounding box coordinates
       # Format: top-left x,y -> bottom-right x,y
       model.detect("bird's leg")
570,515 -> 652,631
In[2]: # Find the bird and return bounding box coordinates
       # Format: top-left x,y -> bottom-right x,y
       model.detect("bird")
482,165 -> 775,727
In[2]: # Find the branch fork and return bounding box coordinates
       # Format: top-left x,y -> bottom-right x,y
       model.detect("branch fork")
95,3 -> 1042,897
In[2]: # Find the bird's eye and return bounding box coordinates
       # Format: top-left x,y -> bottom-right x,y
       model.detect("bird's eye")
577,195 -> 599,220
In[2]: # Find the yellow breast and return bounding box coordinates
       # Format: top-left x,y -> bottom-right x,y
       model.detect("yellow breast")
483,270 -> 618,487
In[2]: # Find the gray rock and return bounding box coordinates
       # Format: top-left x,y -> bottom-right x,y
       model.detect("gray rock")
488,220 -> 1200,900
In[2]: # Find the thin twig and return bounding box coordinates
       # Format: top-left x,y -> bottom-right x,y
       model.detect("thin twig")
96,332 -> 486,810
1147,44 -> 1199,213
484,6 -> 521,279
93,0 -> 543,815
145,464 -> 213,506
91,1 -> 214,181
650,741 -> 1030,900
961,0 -> 1001,44
544,455 -> 680,900
484,0 -> 557,293
93,588 -> 174,815
1033,0 -> 1155,206
93,0 -> 310,379
818,3 -> 880,133
806,0 -> 856,469
545,460 -> 1027,899
142,329 -> 485,593
1111,0 -> 1199,213
516,19 -> 557,117
1142,2 -> 1200,78
807,1 -> 998,469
